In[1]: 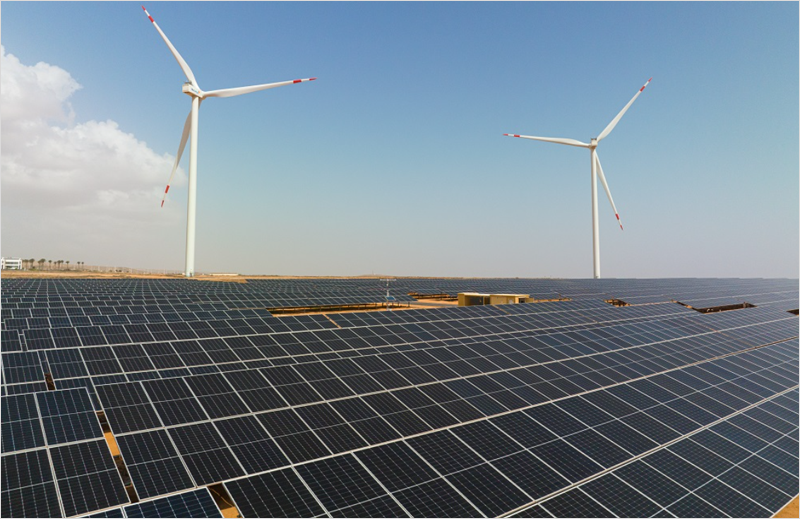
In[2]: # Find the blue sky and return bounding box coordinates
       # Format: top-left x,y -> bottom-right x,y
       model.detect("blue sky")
2,1 -> 797,278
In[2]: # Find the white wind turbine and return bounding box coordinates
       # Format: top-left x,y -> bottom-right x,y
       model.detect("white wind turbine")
143,6 -> 316,277
504,78 -> 651,279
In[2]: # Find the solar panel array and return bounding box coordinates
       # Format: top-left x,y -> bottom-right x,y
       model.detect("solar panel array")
1,277 -> 797,517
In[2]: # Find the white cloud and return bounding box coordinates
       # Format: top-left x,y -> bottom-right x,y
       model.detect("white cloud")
1,47 -> 187,268
1,45 -> 80,125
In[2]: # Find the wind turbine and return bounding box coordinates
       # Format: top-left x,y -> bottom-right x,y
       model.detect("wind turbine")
142,6 -> 316,277
504,78 -> 651,279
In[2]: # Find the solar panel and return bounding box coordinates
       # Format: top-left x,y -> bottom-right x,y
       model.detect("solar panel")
1,449 -> 63,518
224,469 -> 326,518
167,422 -> 245,484
115,429 -> 195,499
36,388 -> 103,445
514,386 -> 799,517
95,382 -> 162,434
49,440 -> 129,516
2,351 -> 44,384
122,488 -> 222,518
2,277 -> 797,518
1,393 -> 45,453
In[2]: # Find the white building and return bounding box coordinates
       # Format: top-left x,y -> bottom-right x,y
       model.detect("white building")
1,258 -> 23,270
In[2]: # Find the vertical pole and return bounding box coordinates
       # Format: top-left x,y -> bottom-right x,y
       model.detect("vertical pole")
591,147 -> 600,279
185,96 -> 200,278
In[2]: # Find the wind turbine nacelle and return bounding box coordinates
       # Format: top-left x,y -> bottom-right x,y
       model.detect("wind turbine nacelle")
182,83 -> 202,97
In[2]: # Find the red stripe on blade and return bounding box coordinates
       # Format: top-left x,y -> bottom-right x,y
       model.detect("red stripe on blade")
165,185 -> 170,194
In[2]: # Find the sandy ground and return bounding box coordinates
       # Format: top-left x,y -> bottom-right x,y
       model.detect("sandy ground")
0,270 -> 355,282
0,270 -> 525,281
2,270 -> 189,280
775,496 -> 799,518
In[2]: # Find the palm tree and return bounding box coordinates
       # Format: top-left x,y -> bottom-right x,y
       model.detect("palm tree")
28,258 -> 35,270
38,259 -> 45,269
65,261 -> 70,270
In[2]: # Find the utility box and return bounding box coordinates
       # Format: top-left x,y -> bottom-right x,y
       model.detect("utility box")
489,294 -> 530,305
521,297 -> 569,304
458,293 -> 491,306
458,293 -> 529,306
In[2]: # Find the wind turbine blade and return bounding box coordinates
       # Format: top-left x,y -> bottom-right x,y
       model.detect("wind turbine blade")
597,77 -> 651,142
595,153 -> 623,230
503,134 -> 590,148
202,77 -> 317,99
142,6 -> 198,88
161,109 -> 192,208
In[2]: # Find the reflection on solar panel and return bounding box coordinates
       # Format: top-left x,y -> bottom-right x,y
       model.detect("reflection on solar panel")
1,278 -> 797,517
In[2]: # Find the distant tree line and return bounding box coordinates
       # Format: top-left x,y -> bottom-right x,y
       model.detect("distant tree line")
25,259 -> 85,270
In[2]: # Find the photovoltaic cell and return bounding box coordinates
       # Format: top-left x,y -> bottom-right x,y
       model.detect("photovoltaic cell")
225,469 -> 326,518
538,487 -> 614,518
615,460 -> 691,507
123,488 -> 222,518
1,449 -> 62,518
580,473 -> 662,517
295,454 -> 388,513
49,440 -> 129,516
1,393 -> 45,453
406,430 -> 484,475
445,463 -> 532,517
354,442 -> 438,492
116,429 -> 195,499
393,478 -> 484,518
96,382 -> 162,434
167,422 -> 245,485
36,388 -> 103,445
490,450 -> 570,500
695,479 -> 771,517
665,493 -> 726,518
531,439 -> 603,483
214,415 -> 288,473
